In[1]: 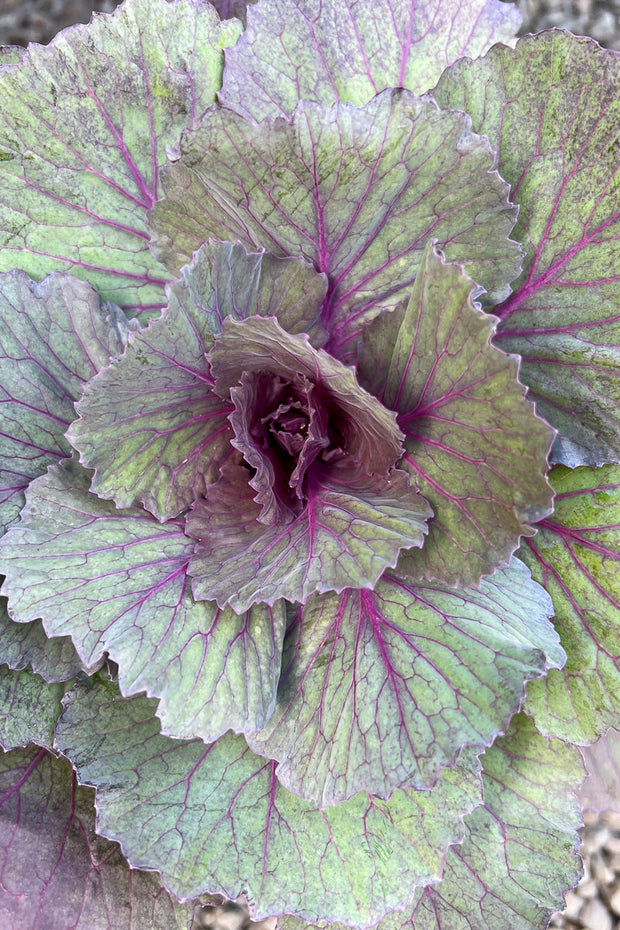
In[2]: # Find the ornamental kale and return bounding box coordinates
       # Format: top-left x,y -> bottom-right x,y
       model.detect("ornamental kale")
0,1 -> 617,928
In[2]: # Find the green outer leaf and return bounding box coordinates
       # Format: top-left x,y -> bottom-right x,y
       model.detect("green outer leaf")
219,0 -> 521,119
0,600 -> 97,683
246,559 -> 564,806
358,243 -> 554,587
0,0 -> 242,315
68,243 -> 327,521
434,32 -> 620,467
0,666 -> 63,750
149,90 -> 522,360
279,714 -> 583,930
522,464 -> 620,745
0,270 -> 132,535
54,676 -> 483,926
187,462 -> 432,611
0,459 -> 286,743
0,746 -> 209,930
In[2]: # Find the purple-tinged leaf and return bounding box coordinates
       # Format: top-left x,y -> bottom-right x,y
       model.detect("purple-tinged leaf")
579,728 -> 620,814
434,32 -> 620,467
0,271 -> 133,536
209,315 -> 405,475
0,0 -> 242,316
167,241 -> 328,348
55,676 -> 483,926
149,90 -> 523,360
0,604 -> 99,683
0,746 -> 209,930
68,243 -> 327,521
358,243 -> 554,587
246,559 -> 564,806
280,714 -> 583,930
0,667 -> 63,750
521,464 -> 620,745
219,0 -> 521,121
187,462 -> 432,611
0,459 -> 286,743
0,48 -> 26,66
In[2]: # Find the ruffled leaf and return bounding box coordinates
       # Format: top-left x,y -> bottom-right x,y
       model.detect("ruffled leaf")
0,271 -> 133,535
280,714 -> 583,930
167,241 -> 328,348
187,462 -> 432,611
435,32 -> 620,467
0,667 -> 64,750
0,0 -> 242,316
522,464 -> 620,745
209,315 -> 405,474
246,559 -> 564,805
149,90 -> 522,360
68,243 -> 327,521
219,0 -> 521,120
0,746 -> 208,929
0,459 -> 286,743
358,243 -> 554,587
54,675 -> 483,926
0,603 -> 98,683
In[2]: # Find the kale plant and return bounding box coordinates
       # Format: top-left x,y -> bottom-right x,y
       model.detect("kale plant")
0,0 -> 618,927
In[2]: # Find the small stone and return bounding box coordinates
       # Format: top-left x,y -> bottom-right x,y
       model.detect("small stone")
581,897 -> 614,930
579,878 -> 599,898
563,889 -> 584,921
605,837 -> 620,856
610,886 -> 620,917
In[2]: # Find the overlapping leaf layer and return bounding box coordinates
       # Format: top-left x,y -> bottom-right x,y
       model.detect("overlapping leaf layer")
0,1 -> 618,929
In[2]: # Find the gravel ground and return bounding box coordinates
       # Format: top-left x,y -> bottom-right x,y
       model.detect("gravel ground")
0,1 -> 618,928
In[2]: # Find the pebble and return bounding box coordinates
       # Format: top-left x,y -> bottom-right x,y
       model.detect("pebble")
581,897 -> 614,930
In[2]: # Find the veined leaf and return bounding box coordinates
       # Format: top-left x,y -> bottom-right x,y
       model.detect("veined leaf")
0,271 -> 132,535
0,0 -> 242,316
0,459 -> 286,743
246,560 -> 564,805
0,746 -> 209,930
522,464 -> 620,744
219,0 -> 521,119
149,90 -> 522,361
54,675 -> 483,927
435,32 -> 620,467
359,243 -> 554,586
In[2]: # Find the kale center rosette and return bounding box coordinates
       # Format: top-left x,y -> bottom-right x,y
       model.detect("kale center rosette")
66,242 -> 433,611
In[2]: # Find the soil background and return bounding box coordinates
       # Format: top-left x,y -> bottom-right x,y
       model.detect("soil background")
0,1 -> 619,929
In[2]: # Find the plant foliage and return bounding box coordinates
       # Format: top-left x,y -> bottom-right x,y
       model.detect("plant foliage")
0,0 -> 618,928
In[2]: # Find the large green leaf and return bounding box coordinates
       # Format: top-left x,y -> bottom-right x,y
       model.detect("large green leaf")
434,32 -> 620,467
246,560 -> 564,805
0,600 -> 97,683
0,666 -> 64,750
68,243 -> 327,521
0,0 -> 242,315
522,464 -> 620,744
279,714 -> 583,930
0,459 -> 286,743
54,675 -> 483,926
358,243 -> 554,586
0,271 -> 132,535
219,0 -> 521,120
149,90 -> 522,361
0,746 -> 208,930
